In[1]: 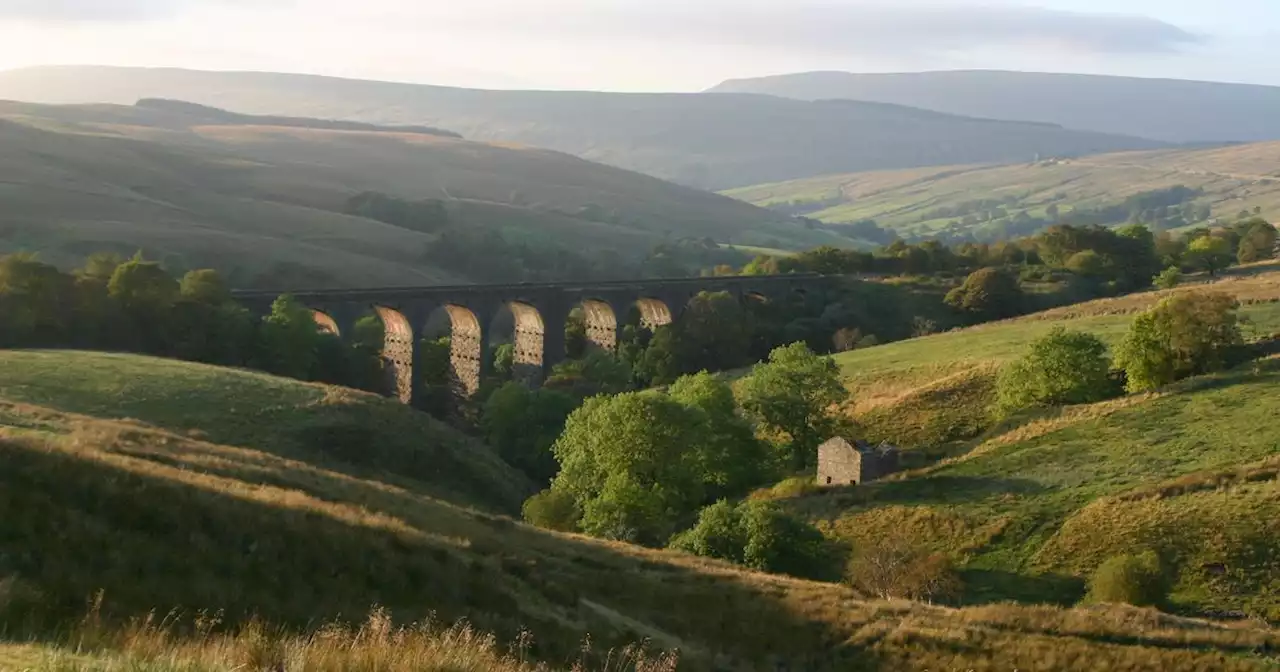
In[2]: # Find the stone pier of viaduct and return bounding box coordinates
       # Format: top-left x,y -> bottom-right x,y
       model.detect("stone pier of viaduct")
232,274 -> 828,406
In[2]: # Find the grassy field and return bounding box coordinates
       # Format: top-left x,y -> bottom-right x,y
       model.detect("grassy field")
725,142 -> 1280,240
3,351 -> 1277,669
779,267 -> 1280,616
0,99 -> 833,288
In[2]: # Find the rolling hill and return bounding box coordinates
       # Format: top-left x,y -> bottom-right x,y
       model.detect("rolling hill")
2,349 -> 1277,670
795,265 -> 1280,618
724,142 -> 1280,241
0,65 -> 1164,190
0,98 -> 829,287
710,70 -> 1280,144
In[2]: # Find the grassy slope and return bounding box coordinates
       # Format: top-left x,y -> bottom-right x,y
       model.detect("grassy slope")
725,142 -> 1280,239
796,267 -> 1280,615
0,100 -> 829,288
0,65 -> 1162,190
2,352 -> 1275,670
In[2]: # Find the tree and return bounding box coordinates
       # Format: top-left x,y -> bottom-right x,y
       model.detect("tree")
670,500 -> 835,580
944,267 -> 1023,320
1153,266 -> 1182,290
1064,250 -> 1108,279
737,342 -> 845,472
1115,291 -> 1243,393
0,254 -> 75,347
257,294 -> 323,380
544,351 -> 633,399
668,372 -> 775,499
549,392 -> 711,545
1236,219 -> 1277,264
521,488 -> 581,533
107,254 -> 179,353
178,269 -> 230,304
846,532 -> 962,602
996,328 -> 1114,414
482,382 -> 577,484
1185,235 -> 1233,277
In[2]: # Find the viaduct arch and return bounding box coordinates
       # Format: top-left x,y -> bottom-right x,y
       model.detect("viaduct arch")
235,274 -> 827,406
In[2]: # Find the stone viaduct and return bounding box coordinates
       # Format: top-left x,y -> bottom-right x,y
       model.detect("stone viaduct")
232,274 -> 828,406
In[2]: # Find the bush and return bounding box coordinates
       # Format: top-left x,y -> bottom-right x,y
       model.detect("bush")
1153,266 -> 1182,290
521,489 -> 581,533
1085,551 -> 1167,607
670,500 -> 835,581
1115,291 -> 1244,393
996,328 -> 1115,413
846,534 -> 962,602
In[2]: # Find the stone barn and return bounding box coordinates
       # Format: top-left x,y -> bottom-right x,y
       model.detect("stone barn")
817,437 -> 900,486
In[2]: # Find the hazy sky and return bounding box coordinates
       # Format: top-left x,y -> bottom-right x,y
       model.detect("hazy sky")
0,0 -> 1275,90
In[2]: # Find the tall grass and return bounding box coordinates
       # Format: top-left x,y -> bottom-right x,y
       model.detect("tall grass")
38,601 -> 678,672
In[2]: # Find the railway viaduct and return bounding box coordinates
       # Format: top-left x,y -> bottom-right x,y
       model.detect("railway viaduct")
232,274 -> 829,405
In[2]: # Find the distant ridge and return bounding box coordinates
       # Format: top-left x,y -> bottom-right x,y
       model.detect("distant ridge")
0,65 -> 1163,189
136,98 -> 462,138
709,70 -> 1280,144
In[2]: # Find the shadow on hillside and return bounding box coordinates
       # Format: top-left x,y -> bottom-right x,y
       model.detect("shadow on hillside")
0,440 -> 893,671
956,569 -> 1084,608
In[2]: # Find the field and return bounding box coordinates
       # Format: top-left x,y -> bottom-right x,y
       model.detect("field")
0,99 -> 833,289
3,352 -> 1277,669
786,266 -> 1280,617
725,142 -> 1280,241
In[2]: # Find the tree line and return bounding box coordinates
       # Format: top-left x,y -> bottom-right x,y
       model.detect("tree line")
0,252 -> 387,391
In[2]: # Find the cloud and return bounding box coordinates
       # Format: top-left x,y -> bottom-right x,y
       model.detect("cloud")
467,2 -> 1204,57
0,0 -> 278,22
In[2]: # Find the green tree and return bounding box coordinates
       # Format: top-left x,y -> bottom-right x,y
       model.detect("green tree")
0,254 -> 75,347
1064,250 -> 1108,279
549,392 -> 710,545
491,343 -> 516,381
668,500 -> 746,564
483,382 -> 577,484
544,351 -> 633,399
1116,291 -> 1243,393
670,500 -> 834,580
996,328 -> 1114,414
1152,266 -> 1182,290
1185,235 -> 1233,277
944,267 -> 1023,320
522,488 -> 581,533
668,372 -> 775,498
636,291 -> 754,385
107,253 -> 179,353
178,269 -> 230,304
257,294 -> 323,380
1236,219 -> 1277,264
737,342 -> 845,472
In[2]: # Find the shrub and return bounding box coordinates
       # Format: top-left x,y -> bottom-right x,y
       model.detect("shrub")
996,328 -> 1115,413
846,534 -> 962,602
1115,291 -> 1243,393
1085,551 -> 1167,607
1153,266 -> 1182,290
521,488 -> 581,533
670,500 -> 835,581
668,500 -> 746,564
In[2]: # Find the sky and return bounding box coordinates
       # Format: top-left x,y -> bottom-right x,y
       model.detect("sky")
0,0 -> 1275,91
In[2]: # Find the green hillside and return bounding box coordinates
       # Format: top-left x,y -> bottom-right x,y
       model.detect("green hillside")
0,65 -> 1162,190
0,99 -> 829,288
3,350 -> 1275,670
781,266 -> 1280,617
725,142 -> 1280,242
